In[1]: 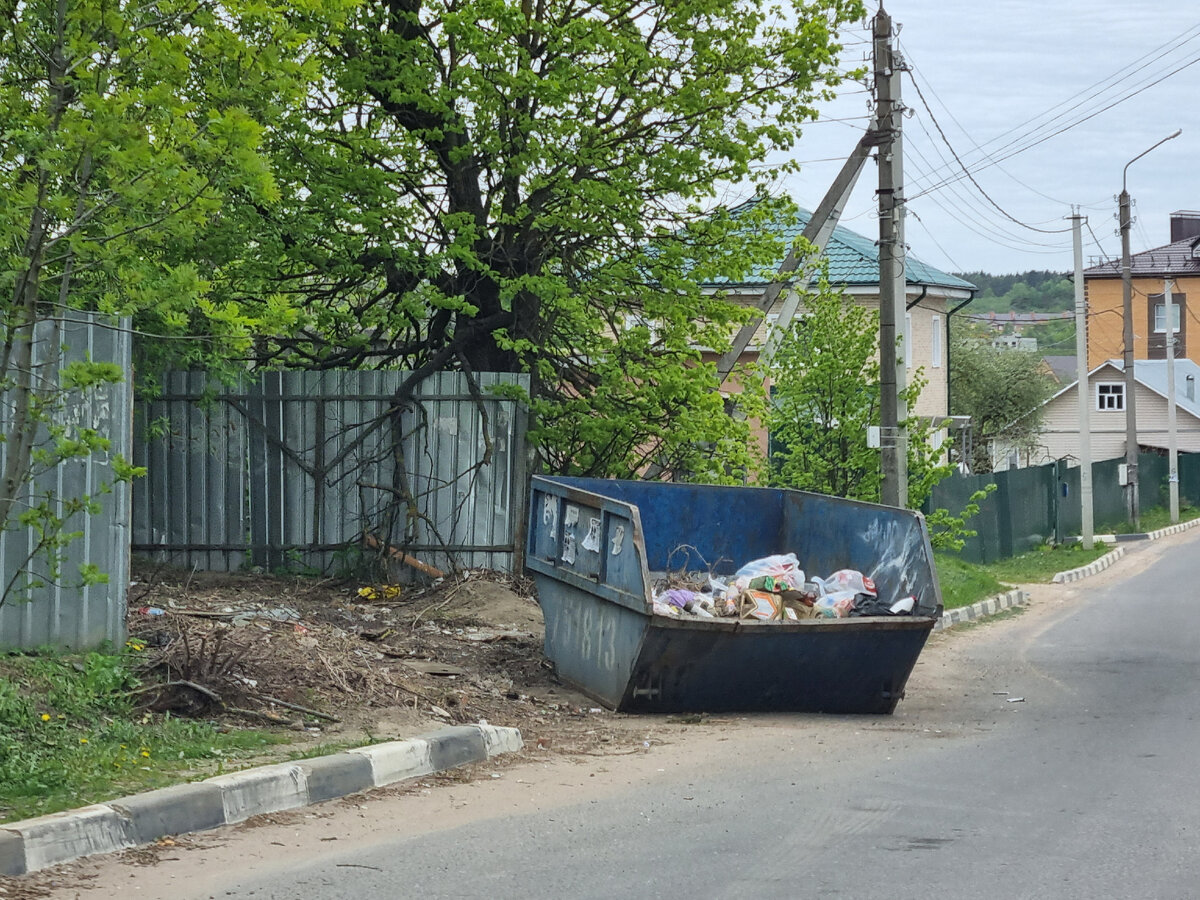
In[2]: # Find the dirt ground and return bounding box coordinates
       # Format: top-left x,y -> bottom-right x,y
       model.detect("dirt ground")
123,561 -> 647,764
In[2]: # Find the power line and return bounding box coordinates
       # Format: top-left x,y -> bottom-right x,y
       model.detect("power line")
905,208 -> 963,272
909,71 -> 1087,235
904,109 -> 1072,251
903,52 -> 1108,210
1085,219 -> 1117,267
904,23 -> 1200,198
912,49 -> 1200,200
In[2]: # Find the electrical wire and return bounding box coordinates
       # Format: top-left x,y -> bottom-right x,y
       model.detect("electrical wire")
905,208 -> 964,273
1085,219 -> 1118,267
903,51 -> 1109,211
909,72 -> 1091,235
904,22 -> 1200,198
912,49 -> 1200,200
904,110 -> 1072,251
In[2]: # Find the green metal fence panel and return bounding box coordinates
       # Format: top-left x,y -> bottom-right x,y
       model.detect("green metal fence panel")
924,470 -> 994,564
1090,457 -> 1126,528
1138,453 -> 1170,518
1180,454 -> 1200,506
925,463 -> 1056,564
928,451 -> 1197,566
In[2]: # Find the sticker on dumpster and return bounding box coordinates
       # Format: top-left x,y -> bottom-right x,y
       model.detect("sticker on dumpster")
582,517 -> 602,552
542,495 -> 557,541
564,505 -> 579,527
562,532 -> 577,564
611,524 -> 625,555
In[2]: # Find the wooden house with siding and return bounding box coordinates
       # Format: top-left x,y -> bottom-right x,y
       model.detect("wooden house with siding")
992,358 -> 1200,471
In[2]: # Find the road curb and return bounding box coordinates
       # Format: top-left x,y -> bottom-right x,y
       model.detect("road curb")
935,588 -> 1028,631
0,723 -> 522,877
1143,516 -> 1200,541
1051,546 -> 1126,584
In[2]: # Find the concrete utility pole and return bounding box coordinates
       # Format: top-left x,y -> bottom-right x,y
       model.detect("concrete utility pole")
1166,277 -> 1179,523
1118,187 -> 1139,528
1072,212 -> 1094,549
874,5 -> 907,508
715,129 -> 879,382
1119,129 -> 1181,528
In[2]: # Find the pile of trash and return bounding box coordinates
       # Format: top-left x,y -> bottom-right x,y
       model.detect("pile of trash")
650,553 -> 915,622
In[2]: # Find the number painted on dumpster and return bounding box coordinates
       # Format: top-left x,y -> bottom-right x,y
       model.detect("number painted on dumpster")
556,602 -> 617,676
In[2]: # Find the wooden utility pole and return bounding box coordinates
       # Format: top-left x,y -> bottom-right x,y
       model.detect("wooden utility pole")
875,6 -> 907,508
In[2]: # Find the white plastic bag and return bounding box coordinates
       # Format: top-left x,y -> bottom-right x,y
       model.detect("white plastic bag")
733,553 -> 804,592
815,569 -> 877,597
813,590 -> 857,618
734,553 -> 803,580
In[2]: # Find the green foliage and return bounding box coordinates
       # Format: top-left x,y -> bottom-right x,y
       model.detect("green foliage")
201,0 -> 865,480
0,647 -> 287,823
926,485 -> 996,552
767,273 -> 884,499
765,272 -> 952,506
984,540 -> 1112,583
1021,317 -> 1076,353
58,361 -> 124,392
949,321 -> 1057,473
955,270 -> 1074,313
1096,501 -> 1200,535
932,552 -> 1011,611
1,0 -> 328,605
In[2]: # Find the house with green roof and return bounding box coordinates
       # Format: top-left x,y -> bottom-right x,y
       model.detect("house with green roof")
706,198 -> 976,421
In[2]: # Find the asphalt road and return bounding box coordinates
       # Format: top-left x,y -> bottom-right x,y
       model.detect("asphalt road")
44,531 -> 1200,899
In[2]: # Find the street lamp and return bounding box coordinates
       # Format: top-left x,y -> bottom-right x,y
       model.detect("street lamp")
1119,129 -> 1181,529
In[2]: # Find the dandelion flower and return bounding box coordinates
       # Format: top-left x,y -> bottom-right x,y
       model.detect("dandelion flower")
40,713 -> 50,722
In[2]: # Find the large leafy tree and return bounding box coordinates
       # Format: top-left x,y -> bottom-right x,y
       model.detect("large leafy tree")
207,0 -> 865,481
0,0 -> 326,602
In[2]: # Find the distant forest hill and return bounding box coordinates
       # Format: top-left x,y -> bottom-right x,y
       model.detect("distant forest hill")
954,270 -> 1074,314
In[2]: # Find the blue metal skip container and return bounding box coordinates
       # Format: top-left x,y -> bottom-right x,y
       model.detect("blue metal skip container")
525,476 -> 943,715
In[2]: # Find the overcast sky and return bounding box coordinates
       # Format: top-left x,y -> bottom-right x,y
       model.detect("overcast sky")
778,1 -> 1199,276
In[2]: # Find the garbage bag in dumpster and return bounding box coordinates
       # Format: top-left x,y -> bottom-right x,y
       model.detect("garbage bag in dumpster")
525,476 -> 943,715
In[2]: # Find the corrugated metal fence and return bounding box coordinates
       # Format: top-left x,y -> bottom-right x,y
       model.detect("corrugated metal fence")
926,450 -> 1196,563
132,370 -> 531,576
0,314 -> 132,650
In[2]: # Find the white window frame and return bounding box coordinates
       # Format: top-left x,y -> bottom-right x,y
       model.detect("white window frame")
1153,301 -> 1181,333
931,314 -> 942,368
1096,382 -> 1125,412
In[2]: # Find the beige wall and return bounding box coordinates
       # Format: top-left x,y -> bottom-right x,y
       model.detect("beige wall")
722,285 -> 954,419
1086,274 -> 1200,368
